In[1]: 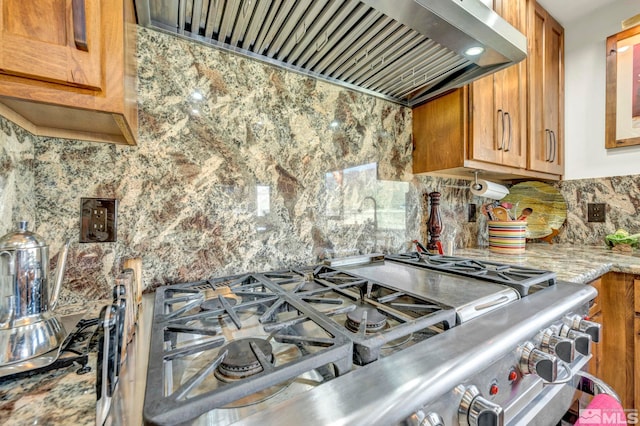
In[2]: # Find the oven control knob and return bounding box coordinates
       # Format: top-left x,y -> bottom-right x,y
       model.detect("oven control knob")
519,342 -> 558,382
565,314 -> 601,343
568,329 -> 592,355
458,385 -> 504,426
406,411 -> 444,426
539,329 -> 575,362
566,329 -> 592,355
552,324 -> 592,356
421,412 -> 445,426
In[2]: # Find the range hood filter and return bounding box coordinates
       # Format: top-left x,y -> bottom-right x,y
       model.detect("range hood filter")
135,0 -> 527,106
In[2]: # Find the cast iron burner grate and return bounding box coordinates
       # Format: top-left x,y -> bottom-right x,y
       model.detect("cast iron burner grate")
386,252 -> 556,296
144,270 -> 354,426
261,265 -> 457,365
144,264 -> 459,425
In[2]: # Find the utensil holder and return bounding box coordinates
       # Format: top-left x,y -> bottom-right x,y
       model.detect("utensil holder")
488,221 -> 527,254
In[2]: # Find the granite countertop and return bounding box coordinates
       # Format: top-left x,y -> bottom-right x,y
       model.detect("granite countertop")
0,301 -> 109,426
454,243 -> 640,284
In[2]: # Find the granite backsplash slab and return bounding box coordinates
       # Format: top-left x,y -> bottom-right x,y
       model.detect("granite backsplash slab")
0,26 -> 639,305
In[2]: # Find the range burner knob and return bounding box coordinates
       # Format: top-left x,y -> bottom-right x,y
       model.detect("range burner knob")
554,324 -> 592,356
519,342 -> 558,382
423,412 -> 445,426
567,329 -> 592,355
552,324 -> 592,355
458,385 -> 504,426
406,411 -> 444,426
564,314 -> 601,343
539,329 -> 575,362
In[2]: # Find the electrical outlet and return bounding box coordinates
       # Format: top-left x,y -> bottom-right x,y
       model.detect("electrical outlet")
468,203 -> 477,222
587,203 -> 606,223
80,198 -> 118,242
91,207 -> 108,232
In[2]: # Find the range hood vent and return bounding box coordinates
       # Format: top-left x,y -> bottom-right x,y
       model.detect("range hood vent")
135,0 -> 527,107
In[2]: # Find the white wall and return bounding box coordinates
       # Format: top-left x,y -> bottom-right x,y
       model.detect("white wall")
564,0 -> 640,180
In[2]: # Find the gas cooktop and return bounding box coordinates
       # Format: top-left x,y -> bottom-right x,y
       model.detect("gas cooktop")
143,253 -> 554,425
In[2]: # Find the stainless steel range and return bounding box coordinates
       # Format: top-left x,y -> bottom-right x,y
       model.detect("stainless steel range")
142,253 -> 612,426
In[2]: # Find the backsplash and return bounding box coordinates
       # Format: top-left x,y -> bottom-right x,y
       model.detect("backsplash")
0,26 -> 636,304
0,118 -> 35,235
555,176 -> 640,245
0,28 -> 477,303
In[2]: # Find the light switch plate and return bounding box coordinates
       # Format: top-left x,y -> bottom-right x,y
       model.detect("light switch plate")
80,198 -> 118,242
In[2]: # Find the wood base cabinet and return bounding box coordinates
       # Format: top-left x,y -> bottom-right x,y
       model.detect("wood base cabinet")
587,278 -> 603,379
594,272 -> 640,410
0,0 -> 137,145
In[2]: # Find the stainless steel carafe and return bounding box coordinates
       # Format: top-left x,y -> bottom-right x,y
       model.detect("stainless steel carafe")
0,221 -> 70,365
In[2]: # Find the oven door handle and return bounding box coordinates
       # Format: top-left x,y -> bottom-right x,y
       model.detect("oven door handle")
474,295 -> 511,311
574,370 -> 621,403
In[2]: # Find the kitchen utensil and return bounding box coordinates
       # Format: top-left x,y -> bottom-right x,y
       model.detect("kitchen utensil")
492,206 -> 511,221
483,203 -> 496,220
517,207 -> 533,221
501,181 -> 567,239
0,221 -> 70,366
96,303 -> 121,426
412,240 -> 428,253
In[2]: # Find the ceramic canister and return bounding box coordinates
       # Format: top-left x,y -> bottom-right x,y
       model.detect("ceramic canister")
488,221 -> 527,254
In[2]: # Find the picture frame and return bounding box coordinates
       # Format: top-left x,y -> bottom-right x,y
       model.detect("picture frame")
605,24 -> 640,149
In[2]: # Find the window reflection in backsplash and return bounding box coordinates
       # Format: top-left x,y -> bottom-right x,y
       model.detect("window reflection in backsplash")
322,162 -> 409,257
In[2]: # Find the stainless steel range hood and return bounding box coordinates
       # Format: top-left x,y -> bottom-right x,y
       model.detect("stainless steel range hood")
135,0 -> 527,107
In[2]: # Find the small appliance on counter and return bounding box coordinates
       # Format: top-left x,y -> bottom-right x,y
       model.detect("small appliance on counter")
0,263 -> 137,426
0,221 -> 70,366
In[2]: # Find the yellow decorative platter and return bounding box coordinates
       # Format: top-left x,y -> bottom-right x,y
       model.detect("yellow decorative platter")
501,181 -> 567,239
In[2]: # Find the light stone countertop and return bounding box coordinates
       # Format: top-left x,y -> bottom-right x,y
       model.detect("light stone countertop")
454,243 -> 640,284
1,244 -> 637,425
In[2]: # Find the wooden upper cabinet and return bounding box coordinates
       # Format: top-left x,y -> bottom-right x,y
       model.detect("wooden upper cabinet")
0,0 -> 102,90
413,0 -> 565,181
527,2 -> 564,175
0,0 -> 137,145
470,0 -> 527,169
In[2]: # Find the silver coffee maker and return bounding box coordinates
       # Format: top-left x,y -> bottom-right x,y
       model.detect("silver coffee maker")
0,221 -> 69,365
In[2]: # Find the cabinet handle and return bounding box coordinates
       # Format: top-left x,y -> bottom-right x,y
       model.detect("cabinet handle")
551,130 -> 557,163
504,112 -> 512,152
545,129 -> 551,161
497,109 -> 505,150
72,0 -> 89,51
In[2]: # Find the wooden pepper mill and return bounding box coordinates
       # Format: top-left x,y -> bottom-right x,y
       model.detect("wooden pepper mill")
426,191 -> 443,253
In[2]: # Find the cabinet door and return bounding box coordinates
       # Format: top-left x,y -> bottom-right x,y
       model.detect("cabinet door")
634,279 -> 640,410
470,74 -> 502,164
470,0 -> 527,168
0,0 -> 102,90
528,3 -> 564,175
496,0 -> 527,169
600,272 -> 635,409
588,279 -> 603,377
